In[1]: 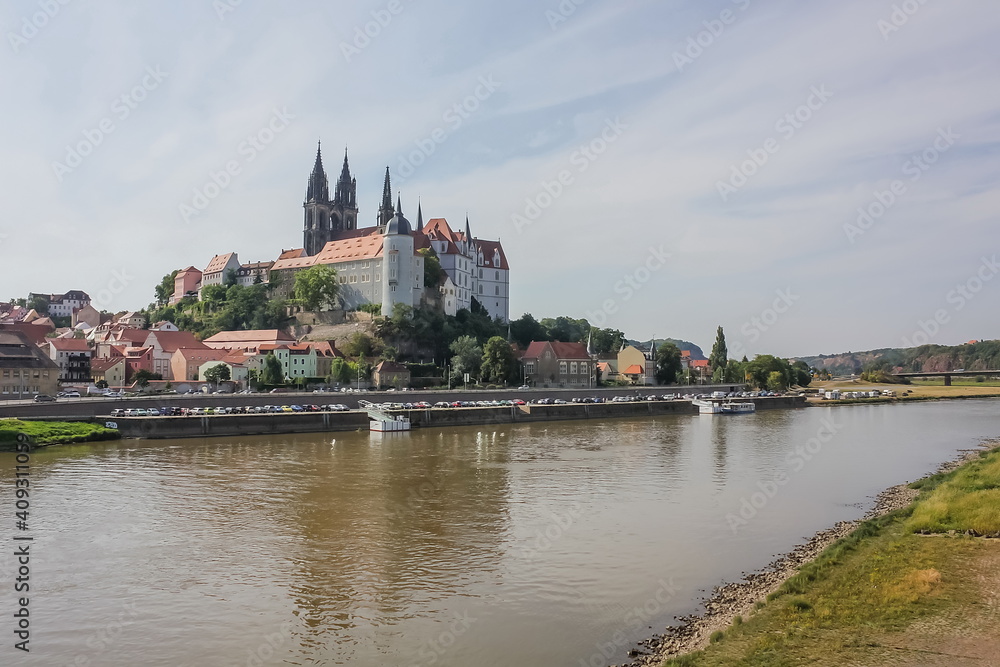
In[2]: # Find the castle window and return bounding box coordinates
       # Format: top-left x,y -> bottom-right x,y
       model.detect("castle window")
479,285 -> 483,294
479,269 -> 483,278
495,271 -> 499,280
495,286 -> 500,295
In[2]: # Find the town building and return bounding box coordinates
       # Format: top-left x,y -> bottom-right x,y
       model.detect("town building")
143,330 -> 209,379
200,253 -> 241,291
373,360 -> 410,389
520,341 -> 594,388
171,348 -> 229,383
0,330 -> 60,398
29,290 -> 91,319
90,357 -> 126,389
171,267 -> 203,304
617,345 -> 657,385
44,337 -> 93,383
202,329 -> 297,353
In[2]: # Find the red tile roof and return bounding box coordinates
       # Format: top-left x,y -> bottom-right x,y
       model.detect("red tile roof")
47,337 -> 91,351
278,248 -> 305,260
204,330 -> 296,345
522,341 -> 591,360
622,364 -> 644,375
690,359 -> 709,368
204,252 -> 237,275
475,240 -> 509,270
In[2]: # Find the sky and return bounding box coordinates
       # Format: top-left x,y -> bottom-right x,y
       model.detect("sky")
2,0 -> 998,358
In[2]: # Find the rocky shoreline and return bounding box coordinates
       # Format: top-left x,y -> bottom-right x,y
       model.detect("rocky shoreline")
614,443 -> 996,667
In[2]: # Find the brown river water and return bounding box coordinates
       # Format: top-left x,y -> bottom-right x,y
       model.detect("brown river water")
1,399 -> 997,666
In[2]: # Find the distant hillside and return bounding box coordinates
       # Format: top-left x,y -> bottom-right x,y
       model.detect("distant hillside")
792,340 -> 1000,376
633,338 -> 707,360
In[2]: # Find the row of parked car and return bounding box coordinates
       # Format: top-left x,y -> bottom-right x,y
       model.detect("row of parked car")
110,404 -> 353,417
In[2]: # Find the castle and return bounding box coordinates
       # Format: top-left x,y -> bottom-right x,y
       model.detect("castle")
183,144 -> 510,322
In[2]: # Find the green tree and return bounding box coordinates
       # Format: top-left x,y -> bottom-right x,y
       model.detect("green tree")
709,326 -> 728,382
224,269 -> 238,287
480,336 -> 518,384
540,316 -> 589,343
418,247 -> 443,288
261,353 -> 283,385
590,328 -> 625,355
766,370 -> 787,391
203,363 -> 231,387
449,335 -> 483,381
200,284 -> 228,305
294,264 -> 340,311
745,355 -> 791,390
132,369 -> 161,388
329,358 -> 353,385
655,342 -> 683,385
790,360 -> 812,387
510,313 -> 547,348
155,270 -> 179,305
342,332 -> 379,358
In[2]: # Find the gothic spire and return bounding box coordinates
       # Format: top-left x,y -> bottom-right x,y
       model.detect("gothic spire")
333,146 -> 355,205
305,140 -> 329,203
415,199 -> 424,233
378,167 -> 395,226
396,194 -> 403,217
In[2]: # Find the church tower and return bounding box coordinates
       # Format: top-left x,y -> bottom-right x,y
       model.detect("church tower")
303,142 -> 332,256
331,148 -> 358,233
377,167 -> 394,228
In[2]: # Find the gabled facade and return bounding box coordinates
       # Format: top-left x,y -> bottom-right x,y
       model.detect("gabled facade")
171,266 -> 202,304
144,330 -> 209,379
617,345 -> 657,386
201,252 -> 241,291
520,341 -> 593,388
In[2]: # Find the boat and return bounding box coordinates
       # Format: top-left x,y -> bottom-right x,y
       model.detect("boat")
692,399 -> 756,415
359,400 -> 411,432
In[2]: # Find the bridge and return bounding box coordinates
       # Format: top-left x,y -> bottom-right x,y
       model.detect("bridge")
894,370 -> 1000,386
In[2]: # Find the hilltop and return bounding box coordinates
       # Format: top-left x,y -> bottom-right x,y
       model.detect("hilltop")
791,340 -> 1000,377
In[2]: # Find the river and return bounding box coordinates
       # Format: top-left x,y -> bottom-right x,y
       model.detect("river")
1,399 -> 997,666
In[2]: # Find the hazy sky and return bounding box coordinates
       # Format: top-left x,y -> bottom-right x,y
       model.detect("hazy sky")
2,0 -> 998,357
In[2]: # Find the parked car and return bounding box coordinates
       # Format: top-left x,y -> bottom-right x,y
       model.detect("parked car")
105,391 -> 124,398
33,394 -> 56,402
110,409 -> 124,417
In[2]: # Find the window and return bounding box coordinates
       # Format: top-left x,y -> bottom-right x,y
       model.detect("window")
559,361 -> 568,375
570,362 -> 578,375
479,285 -> 483,294
479,269 -> 483,278
2,370 -> 8,378
376,273 -> 380,282
525,362 -> 535,374
495,270 -> 500,280
495,286 -> 500,295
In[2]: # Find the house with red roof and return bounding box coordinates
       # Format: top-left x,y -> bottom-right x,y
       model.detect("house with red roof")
520,341 -> 594,388
203,329 -> 297,353
170,266 -> 203,304
201,252 -> 241,291
144,330 -> 209,379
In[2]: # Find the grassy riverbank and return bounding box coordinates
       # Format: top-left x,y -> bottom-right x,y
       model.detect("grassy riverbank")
0,418 -> 120,449
658,446 -> 1000,666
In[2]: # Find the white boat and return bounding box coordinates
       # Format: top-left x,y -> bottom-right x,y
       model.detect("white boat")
692,399 -> 756,415
359,400 -> 411,432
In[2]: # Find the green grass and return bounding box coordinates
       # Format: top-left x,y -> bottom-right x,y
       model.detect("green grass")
906,448 -> 1000,535
659,447 -> 1000,666
0,418 -> 120,449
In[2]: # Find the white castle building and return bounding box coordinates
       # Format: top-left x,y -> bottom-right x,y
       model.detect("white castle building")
267,144 -> 510,321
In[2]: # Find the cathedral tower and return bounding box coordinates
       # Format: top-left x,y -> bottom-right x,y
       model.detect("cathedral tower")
304,143 -> 359,256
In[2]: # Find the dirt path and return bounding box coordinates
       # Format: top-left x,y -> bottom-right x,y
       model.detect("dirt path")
863,540 -> 1000,666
